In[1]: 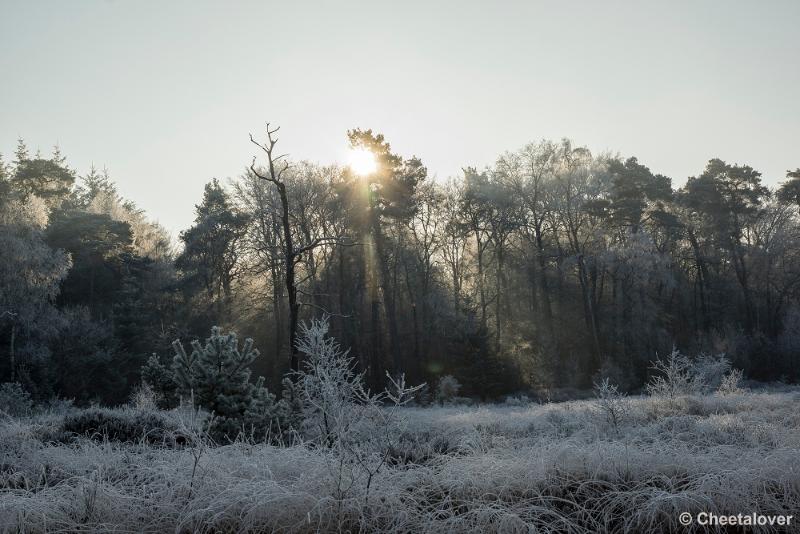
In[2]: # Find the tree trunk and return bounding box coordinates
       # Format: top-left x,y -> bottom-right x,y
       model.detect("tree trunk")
9,322 -> 15,382
535,226 -> 555,341
274,181 -> 300,373
370,214 -> 400,376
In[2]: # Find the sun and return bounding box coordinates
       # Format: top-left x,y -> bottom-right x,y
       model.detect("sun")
347,147 -> 377,176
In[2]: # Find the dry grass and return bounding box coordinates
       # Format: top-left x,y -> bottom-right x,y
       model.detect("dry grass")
2,388 -> 799,533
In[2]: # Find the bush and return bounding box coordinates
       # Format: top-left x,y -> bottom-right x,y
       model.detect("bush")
60,407 -> 183,445
717,368 -> 744,395
593,378 -> 630,433
129,381 -> 161,411
435,375 -> 461,404
503,393 -> 532,407
0,382 -> 34,417
646,348 -> 704,399
692,353 -> 731,390
293,318 -> 423,501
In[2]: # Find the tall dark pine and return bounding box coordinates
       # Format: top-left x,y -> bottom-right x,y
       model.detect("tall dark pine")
346,129 -> 426,379
176,179 -> 248,323
681,159 -> 769,332
778,168 -> 800,211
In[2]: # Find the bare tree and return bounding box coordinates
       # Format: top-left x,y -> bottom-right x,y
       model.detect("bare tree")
250,123 -> 348,372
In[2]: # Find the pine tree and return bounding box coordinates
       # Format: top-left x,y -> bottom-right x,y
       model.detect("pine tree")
171,327 -> 278,441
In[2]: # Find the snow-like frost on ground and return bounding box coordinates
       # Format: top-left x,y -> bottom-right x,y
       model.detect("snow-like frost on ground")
2,389 -> 799,533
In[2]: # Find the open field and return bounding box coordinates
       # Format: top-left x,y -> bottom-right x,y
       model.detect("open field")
2,388 -> 799,533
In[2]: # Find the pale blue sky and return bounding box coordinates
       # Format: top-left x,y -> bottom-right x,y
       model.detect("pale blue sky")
1,0 -> 798,235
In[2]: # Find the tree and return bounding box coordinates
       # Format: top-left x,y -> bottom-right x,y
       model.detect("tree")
778,168 -> 800,211
0,193 -> 71,385
10,145 -> 75,207
681,159 -> 769,331
171,326 -> 278,441
176,179 -> 248,322
605,156 -> 672,232
346,129 -> 426,378
46,210 -> 133,317
250,124 -> 347,373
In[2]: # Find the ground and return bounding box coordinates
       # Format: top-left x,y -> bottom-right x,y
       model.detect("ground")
2,388 -> 799,533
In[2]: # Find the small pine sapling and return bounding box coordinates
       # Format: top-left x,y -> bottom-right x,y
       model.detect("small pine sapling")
171,326 -> 280,442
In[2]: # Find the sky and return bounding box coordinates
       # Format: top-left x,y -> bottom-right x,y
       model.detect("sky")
1,0 -> 798,236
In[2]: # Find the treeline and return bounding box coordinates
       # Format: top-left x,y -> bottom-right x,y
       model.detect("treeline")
2,133 -> 800,403
0,141 -> 176,403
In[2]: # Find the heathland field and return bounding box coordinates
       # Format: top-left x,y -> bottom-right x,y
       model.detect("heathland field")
2,387 -> 799,533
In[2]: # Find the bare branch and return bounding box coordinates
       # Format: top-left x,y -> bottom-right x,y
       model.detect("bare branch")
298,300 -> 352,318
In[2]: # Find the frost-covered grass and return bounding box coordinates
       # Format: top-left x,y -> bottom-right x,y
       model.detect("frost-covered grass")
2,388 -> 800,533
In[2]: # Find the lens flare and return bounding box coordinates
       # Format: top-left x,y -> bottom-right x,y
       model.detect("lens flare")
347,147 -> 377,176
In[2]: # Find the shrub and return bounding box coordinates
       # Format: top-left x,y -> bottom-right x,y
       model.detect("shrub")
60,407 -> 182,444
692,353 -> 732,390
293,318 -> 423,501
129,381 -> 161,411
503,393 -> 532,407
435,375 -> 461,404
0,382 -> 33,417
593,378 -> 630,433
646,348 -> 704,399
717,368 -> 745,395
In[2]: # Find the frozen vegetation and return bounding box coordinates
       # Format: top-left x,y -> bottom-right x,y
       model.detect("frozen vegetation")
2,382 -> 800,533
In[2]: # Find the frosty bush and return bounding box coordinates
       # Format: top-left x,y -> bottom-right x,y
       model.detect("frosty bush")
503,393 -> 532,407
171,326 -> 281,442
435,374 -> 461,404
646,348 -> 704,399
294,317 -> 423,501
129,381 -> 161,411
647,349 -> 740,402
593,378 -> 630,433
718,368 -> 744,395
0,382 -> 33,418
692,352 -> 732,390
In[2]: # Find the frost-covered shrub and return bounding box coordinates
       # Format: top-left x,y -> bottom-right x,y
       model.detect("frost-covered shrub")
60,407 -> 182,444
294,318 -> 423,501
435,375 -> 461,404
646,348 -> 704,399
0,382 -> 33,417
39,396 -> 74,416
129,381 -> 160,411
593,378 -> 630,432
172,327 -> 281,443
717,368 -> 744,395
692,353 -> 731,390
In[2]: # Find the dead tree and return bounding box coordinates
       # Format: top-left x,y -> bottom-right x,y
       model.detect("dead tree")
250,123 -> 347,373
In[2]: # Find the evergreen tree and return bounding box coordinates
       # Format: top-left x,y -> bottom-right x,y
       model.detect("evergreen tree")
176,179 -> 249,323
171,327 -> 278,441
778,168 -> 800,212
10,143 -> 75,207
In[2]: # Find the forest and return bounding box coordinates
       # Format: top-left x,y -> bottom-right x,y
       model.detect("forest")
2,127 -> 800,403
3,127 -> 800,532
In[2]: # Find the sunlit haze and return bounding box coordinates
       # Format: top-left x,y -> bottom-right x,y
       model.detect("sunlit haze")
1,0 -> 798,236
